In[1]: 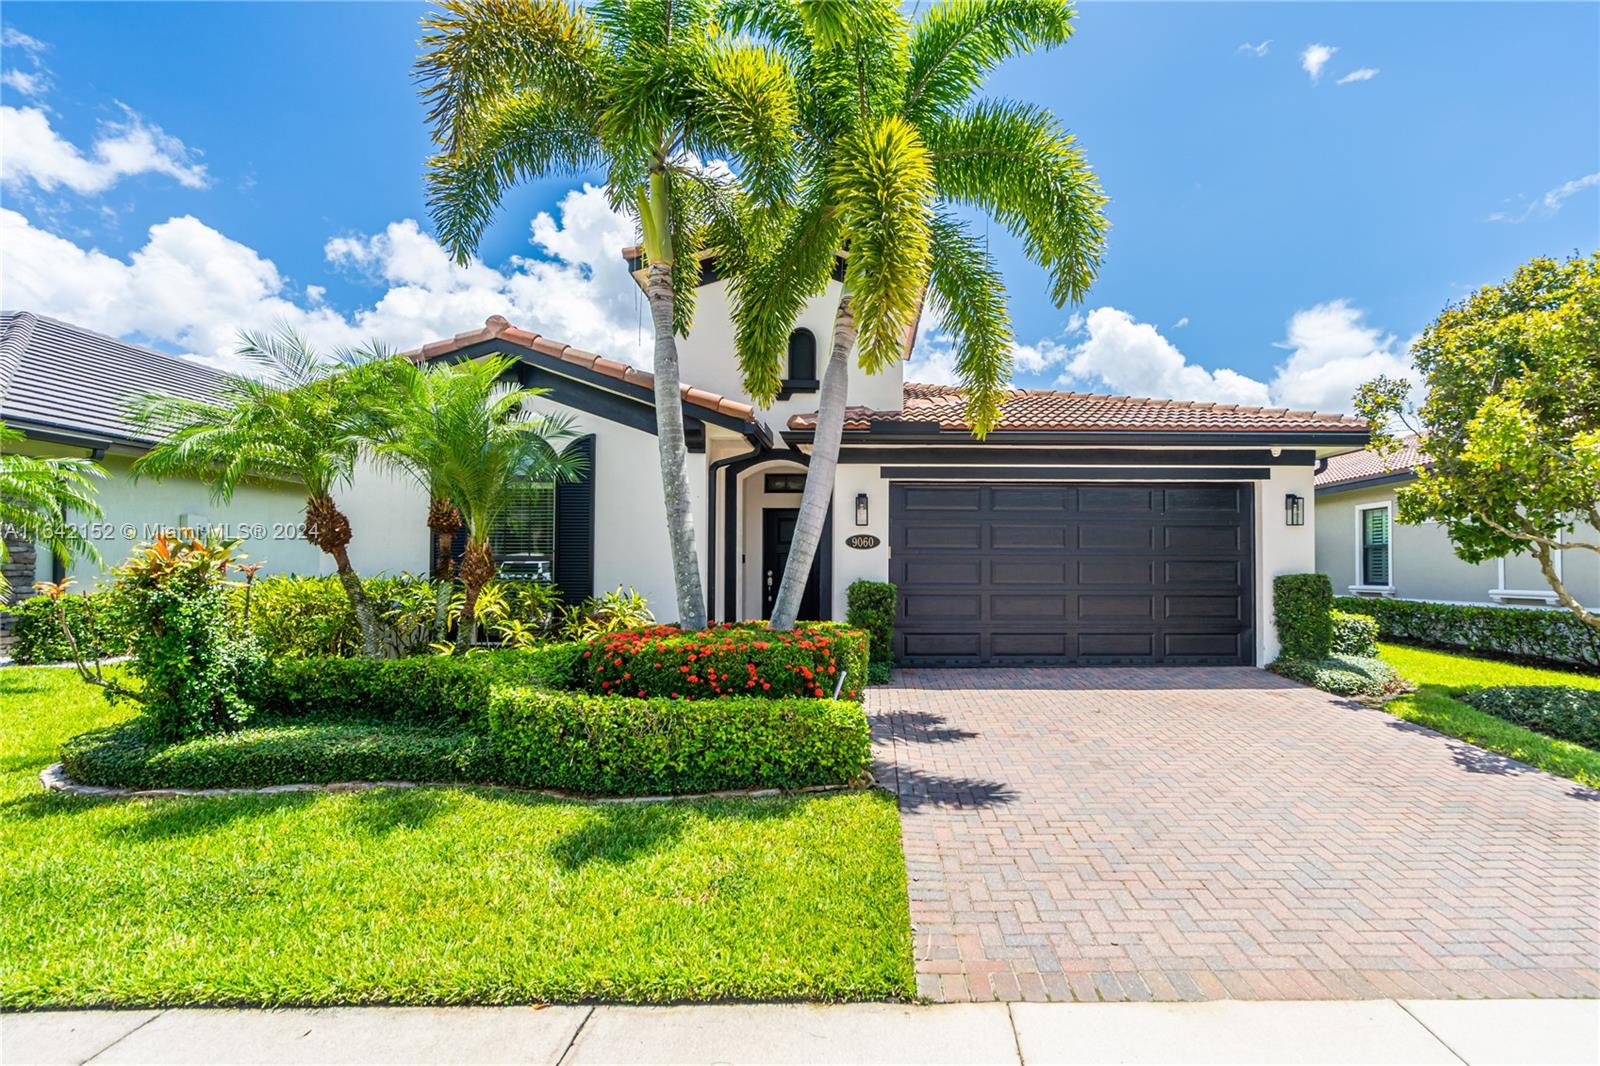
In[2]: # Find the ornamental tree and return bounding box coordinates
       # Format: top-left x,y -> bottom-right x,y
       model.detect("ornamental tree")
1354,251 -> 1600,630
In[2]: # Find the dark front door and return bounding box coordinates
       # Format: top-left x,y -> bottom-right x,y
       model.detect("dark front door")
762,508 -> 822,621
889,482 -> 1254,666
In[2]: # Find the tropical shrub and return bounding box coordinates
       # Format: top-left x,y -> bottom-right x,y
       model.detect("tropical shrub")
1460,687 -> 1600,750
1273,574 -> 1334,660
238,575 -> 362,658
488,686 -> 871,794
1331,596 -> 1600,667
559,585 -> 655,641
1269,654 -> 1405,698
846,579 -> 896,665
115,534 -> 265,740
9,587 -> 134,664
1330,610 -> 1379,657
578,623 -> 869,701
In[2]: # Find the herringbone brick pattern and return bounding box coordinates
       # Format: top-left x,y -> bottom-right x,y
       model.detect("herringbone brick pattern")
870,668 -> 1600,1003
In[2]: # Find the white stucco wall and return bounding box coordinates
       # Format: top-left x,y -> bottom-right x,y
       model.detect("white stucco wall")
1256,464 -> 1318,663
829,462 -> 892,620
333,457 -> 430,577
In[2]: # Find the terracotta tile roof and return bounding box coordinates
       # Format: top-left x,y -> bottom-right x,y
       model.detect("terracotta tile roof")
399,316 -> 757,423
1315,435 -> 1427,487
788,382 -> 1369,435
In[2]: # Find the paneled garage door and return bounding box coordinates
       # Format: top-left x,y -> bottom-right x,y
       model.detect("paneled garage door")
889,482 -> 1254,666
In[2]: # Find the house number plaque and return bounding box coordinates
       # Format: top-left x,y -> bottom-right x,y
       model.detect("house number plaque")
845,534 -> 881,550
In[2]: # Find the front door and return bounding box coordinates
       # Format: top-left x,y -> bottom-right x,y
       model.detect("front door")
762,508 -> 821,621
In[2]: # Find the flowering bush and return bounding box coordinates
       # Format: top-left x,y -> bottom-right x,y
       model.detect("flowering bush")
578,622 -> 870,701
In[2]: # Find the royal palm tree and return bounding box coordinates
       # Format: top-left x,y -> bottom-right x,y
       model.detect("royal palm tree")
720,0 -> 1108,629
417,0 -> 798,630
129,327 -> 395,656
371,354 -> 584,643
0,424 -> 105,599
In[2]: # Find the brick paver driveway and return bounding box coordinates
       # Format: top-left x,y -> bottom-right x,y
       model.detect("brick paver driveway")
870,668 -> 1600,1003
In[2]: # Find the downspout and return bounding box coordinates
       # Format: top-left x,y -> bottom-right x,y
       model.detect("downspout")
707,431 -> 769,623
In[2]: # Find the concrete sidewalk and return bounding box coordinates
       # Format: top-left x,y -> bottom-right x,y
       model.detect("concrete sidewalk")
5,1000 -> 1597,1066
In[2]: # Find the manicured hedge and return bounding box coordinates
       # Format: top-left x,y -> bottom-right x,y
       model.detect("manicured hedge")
8,590 -> 135,664
579,623 -> 870,701
488,686 -> 871,794
1330,610 -> 1379,657
1269,654 -> 1405,697
1332,596 -> 1600,668
61,720 -> 502,791
846,580 -> 896,665
1461,686 -> 1600,750
250,644 -> 584,727
1273,574 -> 1333,660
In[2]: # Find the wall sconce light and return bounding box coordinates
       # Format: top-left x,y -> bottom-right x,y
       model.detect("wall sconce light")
855,493 -> 870,527
1285,493 -> 1305,527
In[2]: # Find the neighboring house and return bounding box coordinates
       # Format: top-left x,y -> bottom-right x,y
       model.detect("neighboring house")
1314,438 -> 1599,609
0,311 -> 427,646
406,249 -> 1371,666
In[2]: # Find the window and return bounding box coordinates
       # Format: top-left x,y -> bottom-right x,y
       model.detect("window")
782,329 -> 818,392
490,479 -> 556,582
764,472 -> 807,493
1358,504 -> 1391,588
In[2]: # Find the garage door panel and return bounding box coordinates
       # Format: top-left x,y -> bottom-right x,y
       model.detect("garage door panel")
892,482 -> 1253,666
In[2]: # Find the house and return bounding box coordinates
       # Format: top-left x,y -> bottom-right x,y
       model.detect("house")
0,311 -> 426,645
406,250 -> 1371,666
1315,438 -> 1599,609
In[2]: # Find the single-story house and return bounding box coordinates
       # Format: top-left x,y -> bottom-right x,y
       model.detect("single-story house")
0,311 -> 426,646
1314,438 -> 1599,609
406,250 -> 1372,666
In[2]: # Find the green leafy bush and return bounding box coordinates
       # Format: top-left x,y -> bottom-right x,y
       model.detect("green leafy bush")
1332,596 -> 1600,668
559,585 -> 655,640
579,623 -> 869,701
1460,686 -> 1600,750
488,686 -> 871,794
251,644 -> 584,727
9,588 -> 135,664
866,661 -> 892,686
1330,610 -> 1379,657
62,719 -> 502,790
1269,654 -> 1405,697
1273,574 -> 1334,660
846,580 -> 896,664
238,575 -> 362,658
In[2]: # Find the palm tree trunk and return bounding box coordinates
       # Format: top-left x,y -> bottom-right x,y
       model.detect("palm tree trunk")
457,538 -> 496,648
770,294 -> 857,631
304,493 -> 386,657
645,259 -> 708,630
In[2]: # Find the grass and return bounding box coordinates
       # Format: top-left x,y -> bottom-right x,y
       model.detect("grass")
1378,642 -> 1600,788
0,666 -> 914,1007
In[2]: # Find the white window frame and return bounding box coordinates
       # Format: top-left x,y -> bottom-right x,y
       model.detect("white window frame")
1350,501 -> 1395,595
1489,530 -> 1562,605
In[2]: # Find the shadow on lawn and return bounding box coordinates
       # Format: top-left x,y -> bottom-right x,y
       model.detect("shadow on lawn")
546,794 -> 800,871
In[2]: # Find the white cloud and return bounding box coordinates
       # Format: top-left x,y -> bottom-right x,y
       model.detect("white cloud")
1173,316 -> 1190,328
2,68 -> 47,96
1300,43 -> 1337,83
1266,300 -> 1414,412
0,104 -> 208,195
1,27 -> 47,54
1336,67 -> 1379,85
1237,41 -> 1270,57
903,330 -> 963,387
2,27 -> 51,97
0,184 -> 648,373
1488,171 -> 1600,223
1057,307 -> 1273,406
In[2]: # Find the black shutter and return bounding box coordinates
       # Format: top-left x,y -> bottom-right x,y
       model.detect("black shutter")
554,434 -> 596,606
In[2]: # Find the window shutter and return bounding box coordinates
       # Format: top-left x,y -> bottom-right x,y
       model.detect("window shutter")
1362,508 -> 1390,586
554,434 -> 596,606
787,329 -> 816,381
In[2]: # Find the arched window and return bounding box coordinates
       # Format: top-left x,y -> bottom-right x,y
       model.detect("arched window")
782,329 -> 818,394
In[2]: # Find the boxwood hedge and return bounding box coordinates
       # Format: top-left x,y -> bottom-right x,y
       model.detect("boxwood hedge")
1332,596 -> 1600,668
1269,654 -> 1405,697
8,589 -> 135,664
1330,610 -> 1379,657
1460,686 -> 1600,750
1273,574 -> 1334,660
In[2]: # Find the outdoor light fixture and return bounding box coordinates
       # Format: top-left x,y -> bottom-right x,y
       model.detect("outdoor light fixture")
1285,493 -> 1305,527
855,493 -> 869,527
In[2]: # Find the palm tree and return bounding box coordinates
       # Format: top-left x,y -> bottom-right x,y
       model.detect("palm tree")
720,0 -> 1108,629
129,327 -> 396,657
0,424 -> 105,599
371,354 -> 585,643
417,0 -> 798,631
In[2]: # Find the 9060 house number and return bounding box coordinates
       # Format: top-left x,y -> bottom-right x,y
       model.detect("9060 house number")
845,534 -> 881,550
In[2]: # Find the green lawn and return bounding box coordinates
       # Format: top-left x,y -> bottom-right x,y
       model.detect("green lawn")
1378,642 -> 1600,788
0,667 -> 914,1007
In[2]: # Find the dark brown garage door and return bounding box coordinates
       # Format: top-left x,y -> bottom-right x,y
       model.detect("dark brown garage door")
889,483 -> 1254,666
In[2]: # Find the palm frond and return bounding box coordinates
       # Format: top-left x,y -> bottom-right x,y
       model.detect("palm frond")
0,424 -> 106,577
927,212 -> 1013,436
905,0 -> 1075,122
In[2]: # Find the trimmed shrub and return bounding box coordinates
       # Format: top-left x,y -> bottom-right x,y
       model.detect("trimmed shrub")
238,575 -> 363,658
1332,596 -> 1600,668
1461,686 -> 1600,750
1330,610 -> 1379,657
846,580 -> 896,664
579,622 -> 870,701
1270,654 -> 1405,697
488,686 -> 871,794
866,661 -> 892,686
1273,574 -> 1334,660
9,588 -> 135,664
250,644 -> 584,727
62,719 -> 502,791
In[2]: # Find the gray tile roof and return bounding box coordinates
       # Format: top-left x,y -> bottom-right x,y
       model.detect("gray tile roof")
0,311 -> 226,448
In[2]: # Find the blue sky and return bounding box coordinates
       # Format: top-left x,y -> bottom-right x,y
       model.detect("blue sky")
2,1 -> 1596,414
